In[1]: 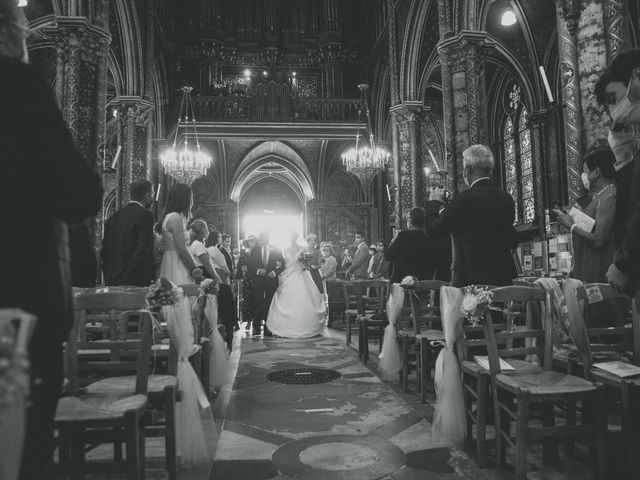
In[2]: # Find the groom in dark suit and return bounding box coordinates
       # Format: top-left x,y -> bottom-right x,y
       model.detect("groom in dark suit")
102,179 -> 156,286
426,144 -> 517,288
247,230 -> 285,336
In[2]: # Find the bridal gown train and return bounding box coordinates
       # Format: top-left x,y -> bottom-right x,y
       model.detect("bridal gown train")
266,246 -> 326,338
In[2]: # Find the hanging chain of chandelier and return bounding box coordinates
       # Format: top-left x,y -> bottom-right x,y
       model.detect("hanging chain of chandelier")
341,84 -> 390,189
160,86 -> 212,185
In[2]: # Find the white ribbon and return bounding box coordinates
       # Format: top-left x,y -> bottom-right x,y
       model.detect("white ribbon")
431,286 -> 466,444
378,283 -> 404,381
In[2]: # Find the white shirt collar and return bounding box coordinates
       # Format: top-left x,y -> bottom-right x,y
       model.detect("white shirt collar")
470,177 -> 491,188
129,200 -> 145,208
358,240 -> 365,248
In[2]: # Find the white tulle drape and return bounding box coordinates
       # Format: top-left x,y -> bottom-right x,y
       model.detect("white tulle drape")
202,294 -> 229,389
164,295 -> 215,467
378,283 -> 404,381
0,310 -> 35,480
431,286 -> 466,444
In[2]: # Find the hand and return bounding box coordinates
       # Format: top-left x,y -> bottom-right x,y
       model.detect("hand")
192,267 -> 204,282
267,271 -> 276,278
554,211 -> 573,228
606,264 -> 629,289
429,186 -> 446,203
257,268 -> 267,276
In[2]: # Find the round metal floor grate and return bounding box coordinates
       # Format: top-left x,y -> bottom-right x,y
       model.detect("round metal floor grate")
267,367 -> 342,385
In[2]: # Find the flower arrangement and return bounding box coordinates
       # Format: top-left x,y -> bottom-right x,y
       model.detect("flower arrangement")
0,328 -> 29,423
400,275 -> 418,290
460,285 -> 493,326
146,278 -> 181,310
199,278 -> 219,296
298,250 -> 314,270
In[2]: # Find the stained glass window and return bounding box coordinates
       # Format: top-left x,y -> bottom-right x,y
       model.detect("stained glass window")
502,97 -> 536,225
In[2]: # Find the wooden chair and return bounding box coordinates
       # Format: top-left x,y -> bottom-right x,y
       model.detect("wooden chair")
54,294 -> 152,480
325,279 -> 346,327
74,291 -> 179,480
342,281 -> 361,345
356,279 -> 389,364
563,284 -> 640,478
483,286 -> 608,480
397,280 -> 447,393
457,284 -> 533,466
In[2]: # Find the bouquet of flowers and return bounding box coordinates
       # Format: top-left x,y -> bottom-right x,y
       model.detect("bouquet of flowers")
299,250 -> 314,270
199,278 -> 219,296
460,285 -> 493,326
146,277 -> 181,310
400,275 -> 418,290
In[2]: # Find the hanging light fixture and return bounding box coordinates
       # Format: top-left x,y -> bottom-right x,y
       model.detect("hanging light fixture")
341,84 -> 390,192
160,86 -> 212,185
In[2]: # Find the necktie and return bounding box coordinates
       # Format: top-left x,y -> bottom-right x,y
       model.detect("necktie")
262,245 -> 268,267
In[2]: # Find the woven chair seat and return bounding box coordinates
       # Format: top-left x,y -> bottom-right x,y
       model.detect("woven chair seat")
415,329 -> 445,341
496,370 -> 596,396
461,358 -> 540,375
55,394 -> 147,423
86,375 -> 178,396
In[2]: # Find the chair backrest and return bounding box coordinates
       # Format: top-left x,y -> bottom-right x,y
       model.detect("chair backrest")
325,280 -> 345,306
342,281 -> 361,312
68,293 -> 153,395
482,286 -> 552,375
406,280 -> 448,335
575,283 -> 638,369
74,291 -> 148,341
356,279 -> 389,315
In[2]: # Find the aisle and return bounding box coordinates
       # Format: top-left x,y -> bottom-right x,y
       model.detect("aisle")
211,333 -> 496,480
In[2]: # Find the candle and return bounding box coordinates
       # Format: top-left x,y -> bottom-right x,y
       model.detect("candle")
111,145 -> 122,169
539,66 -> 554,103
385,184 -> 391,202
155,183 -> 161,201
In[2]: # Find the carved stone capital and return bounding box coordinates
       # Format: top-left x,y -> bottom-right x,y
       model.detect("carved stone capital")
389,102 -> 429,124
437,30 -> 491,69
52,17 -> 110,64
111,97 -> 155,126
557,0 -> 582,35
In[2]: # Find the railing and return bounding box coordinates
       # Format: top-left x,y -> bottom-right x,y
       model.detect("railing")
190,96 -> 361,123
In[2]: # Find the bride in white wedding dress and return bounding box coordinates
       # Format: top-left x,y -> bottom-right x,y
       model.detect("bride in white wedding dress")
266,232 -> 327,338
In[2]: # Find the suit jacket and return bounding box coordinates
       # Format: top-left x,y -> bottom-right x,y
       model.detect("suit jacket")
102,203 -> 155,286
426,178 -> 517,288
348,242 -> 370,278
246,244 -> 285,289
0,58 -> 102,348
385,230 -> 434,282
220,246 -> 234,272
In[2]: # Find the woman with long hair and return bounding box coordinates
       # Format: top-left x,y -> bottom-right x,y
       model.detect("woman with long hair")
159,184 -> 202,284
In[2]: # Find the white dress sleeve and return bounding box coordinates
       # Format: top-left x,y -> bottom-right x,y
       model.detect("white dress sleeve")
189,240 -> 207,266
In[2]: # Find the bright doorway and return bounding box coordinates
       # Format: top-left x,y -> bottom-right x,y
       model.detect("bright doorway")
242,212 -> 304,250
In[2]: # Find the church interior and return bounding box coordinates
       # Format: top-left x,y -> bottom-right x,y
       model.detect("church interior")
4,0 -> 640,479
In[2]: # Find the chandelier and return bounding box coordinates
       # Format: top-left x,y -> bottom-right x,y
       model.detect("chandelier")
341,84 -> 390,190
160,86 -> 212,185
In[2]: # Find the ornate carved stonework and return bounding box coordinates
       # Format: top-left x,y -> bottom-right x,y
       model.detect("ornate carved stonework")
557,1 -> 584,203
437,31 -> 489,191
604,0 -> 628,59
192,175 -> 218,204
326,170 -> 359,204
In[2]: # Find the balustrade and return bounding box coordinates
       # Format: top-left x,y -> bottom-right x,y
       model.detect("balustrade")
190,95 -> 360,122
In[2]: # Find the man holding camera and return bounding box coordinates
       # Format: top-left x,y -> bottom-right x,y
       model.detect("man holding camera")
425,145 -> 517,287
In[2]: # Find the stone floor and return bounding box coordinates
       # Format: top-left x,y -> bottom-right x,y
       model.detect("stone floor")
80,320 -> 611,479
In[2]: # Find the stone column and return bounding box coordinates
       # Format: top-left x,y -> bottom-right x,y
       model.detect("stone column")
390,102 -> 429,219
53,16 -> 110,251
437,31 -> 488,191
604,0 -> 628,62
113,97 -> 155,207
386,0 -> 402,228
556,1 -> 584,203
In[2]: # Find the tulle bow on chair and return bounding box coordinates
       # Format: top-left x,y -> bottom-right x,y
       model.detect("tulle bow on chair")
431,286 -> 466,444
378,283 -> 404,381
165,294 -> 214,467
199,293 -> 229,389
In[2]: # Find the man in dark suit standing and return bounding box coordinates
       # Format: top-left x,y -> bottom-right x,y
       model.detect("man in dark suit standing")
424,172 -> 452,282
347,231 -> 370,279
247,230 -> 285,336
426,144 -> 517,287
102,179 -> 155,286
0,4 -> 103,477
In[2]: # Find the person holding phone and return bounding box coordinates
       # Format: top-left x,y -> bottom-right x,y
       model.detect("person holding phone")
553,149 -> 617,283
